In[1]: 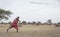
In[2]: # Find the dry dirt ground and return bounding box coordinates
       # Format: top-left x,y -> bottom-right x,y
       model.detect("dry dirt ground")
0,24 -> 60,37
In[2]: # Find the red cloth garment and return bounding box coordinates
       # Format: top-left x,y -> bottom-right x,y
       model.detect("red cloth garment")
10,17 -> 19,30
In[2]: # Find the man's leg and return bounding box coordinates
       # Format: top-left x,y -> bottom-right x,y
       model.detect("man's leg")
15,26 -> 18,32
7,26 -> 12,32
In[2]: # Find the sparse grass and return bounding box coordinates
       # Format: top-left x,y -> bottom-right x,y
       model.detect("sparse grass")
0,24 -> 55,32
0,24 -> 60,37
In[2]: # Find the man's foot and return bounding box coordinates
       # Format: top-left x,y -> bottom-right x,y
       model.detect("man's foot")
7,29 -> 8,32
16,30 -> 18,32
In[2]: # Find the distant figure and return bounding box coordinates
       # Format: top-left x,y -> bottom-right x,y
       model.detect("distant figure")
7,17 -> 20,32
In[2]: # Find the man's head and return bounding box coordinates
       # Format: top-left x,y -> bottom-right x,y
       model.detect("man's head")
17,16 -> 20,18
17,16 -> 20,19
15,16 -> 20,20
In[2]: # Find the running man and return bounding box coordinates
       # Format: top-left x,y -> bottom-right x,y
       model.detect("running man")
7,17 -> 20,32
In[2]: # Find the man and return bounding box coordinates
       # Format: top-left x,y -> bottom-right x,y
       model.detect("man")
7,17 -> 20,32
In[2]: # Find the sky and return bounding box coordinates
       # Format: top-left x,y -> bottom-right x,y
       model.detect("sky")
0,0 -> 60,23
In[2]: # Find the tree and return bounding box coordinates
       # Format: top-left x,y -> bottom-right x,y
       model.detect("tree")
55,22 -> 60,27
47,19 -> 52,25
28,22 -> 31,24
32,21 -> 36,25
0,9 -> 12,21
36,21 -> 41,25
22,21 -> 26,25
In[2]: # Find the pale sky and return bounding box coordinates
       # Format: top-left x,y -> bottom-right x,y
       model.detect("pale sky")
0,0 -> 60,23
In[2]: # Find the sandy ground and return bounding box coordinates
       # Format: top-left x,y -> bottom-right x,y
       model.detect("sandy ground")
0,25 -> 60,37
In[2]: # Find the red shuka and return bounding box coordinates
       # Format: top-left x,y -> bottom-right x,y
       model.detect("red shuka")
11,17 -> 19,30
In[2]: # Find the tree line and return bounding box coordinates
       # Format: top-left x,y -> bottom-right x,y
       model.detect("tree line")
0,9 -> 60,26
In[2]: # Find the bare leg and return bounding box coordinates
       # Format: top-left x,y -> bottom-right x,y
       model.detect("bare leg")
17,29 -> 18,32
16,29 -> 18,32
7,27 -> 12,32
15,27 -> 18,32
